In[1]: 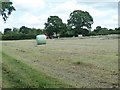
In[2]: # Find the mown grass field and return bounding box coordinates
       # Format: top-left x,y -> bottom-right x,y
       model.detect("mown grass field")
1,35 -> 119,88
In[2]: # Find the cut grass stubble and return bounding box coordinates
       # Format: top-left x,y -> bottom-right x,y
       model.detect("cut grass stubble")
1,37 -> 118,88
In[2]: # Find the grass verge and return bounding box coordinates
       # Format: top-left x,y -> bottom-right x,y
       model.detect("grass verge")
2,52 -> 72,88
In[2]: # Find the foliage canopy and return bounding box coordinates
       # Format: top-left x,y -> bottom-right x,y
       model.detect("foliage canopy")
0,0 -> 15,22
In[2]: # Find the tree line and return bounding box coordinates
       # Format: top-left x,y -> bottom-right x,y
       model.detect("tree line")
0,25 -> 119,40
0,26 -> 44,40
0,1 -> 120,40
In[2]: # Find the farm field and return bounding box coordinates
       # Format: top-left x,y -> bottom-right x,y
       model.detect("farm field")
1,36 -> 119,88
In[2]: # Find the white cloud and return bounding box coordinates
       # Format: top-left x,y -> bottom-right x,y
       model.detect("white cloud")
112,15 -> 118,21
45,0 -> 118,30
12,0 -> 45,12
0,17 -> 5,33
76,0 -> 119,2
0,0 -> 118,33
17,13 -> 40,25
46,0 -> 91,23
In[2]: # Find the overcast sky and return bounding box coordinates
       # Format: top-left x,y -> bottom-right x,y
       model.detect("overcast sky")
0,0 -> 119,32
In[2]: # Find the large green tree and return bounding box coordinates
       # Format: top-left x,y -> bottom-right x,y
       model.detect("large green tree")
0,0 -> 15,22
67,10 -> 93,36
44,16 -> 65,38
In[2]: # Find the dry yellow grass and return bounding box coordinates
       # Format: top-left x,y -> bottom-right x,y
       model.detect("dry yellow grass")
1,36 -> 118,88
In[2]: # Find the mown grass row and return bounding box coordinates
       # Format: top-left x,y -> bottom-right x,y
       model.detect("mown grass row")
2,52 -> 72,88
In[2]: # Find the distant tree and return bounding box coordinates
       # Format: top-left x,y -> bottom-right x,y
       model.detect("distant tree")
36,29 -> 43,35
98,28 -> 109,35
19,26 -> 30,34
0,31 -> 2,40
2,26 -> 45,40
67,10 -> 93,36
115,27 -> 120,31
45,16 -> 65,38
114,27 -> 120,34
93,26 -> 102,33
0,0 -> 15,22
4,28 -> 12,34
109,29 -> 114,31
115,28 -> 118,31
13,27 -> 19,32
28,28 -> 36,35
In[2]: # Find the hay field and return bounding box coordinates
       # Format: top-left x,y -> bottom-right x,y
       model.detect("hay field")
1,36 -> 119,88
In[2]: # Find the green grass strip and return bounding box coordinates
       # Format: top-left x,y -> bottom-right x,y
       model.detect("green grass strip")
2,52 -> 72,88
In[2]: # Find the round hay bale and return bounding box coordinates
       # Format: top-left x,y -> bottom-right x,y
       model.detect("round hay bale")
36,35 -> 46,45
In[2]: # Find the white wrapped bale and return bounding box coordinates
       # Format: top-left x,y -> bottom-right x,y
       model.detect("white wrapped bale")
36,35 -> 46,45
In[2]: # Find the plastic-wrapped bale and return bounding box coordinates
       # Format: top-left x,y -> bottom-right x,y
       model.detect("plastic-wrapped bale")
36,35 -> 46,45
